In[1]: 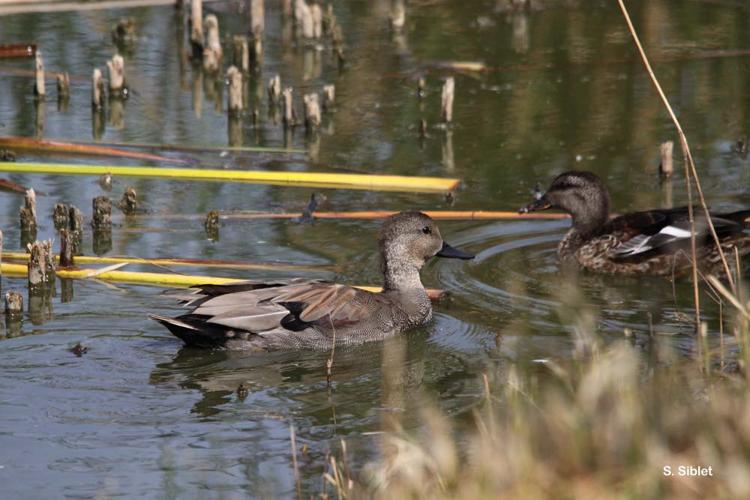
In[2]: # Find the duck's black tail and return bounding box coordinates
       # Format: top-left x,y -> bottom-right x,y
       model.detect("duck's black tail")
149,314 -> 227,348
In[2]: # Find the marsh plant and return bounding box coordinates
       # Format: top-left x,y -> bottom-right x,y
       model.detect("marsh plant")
320,282 -> 750,499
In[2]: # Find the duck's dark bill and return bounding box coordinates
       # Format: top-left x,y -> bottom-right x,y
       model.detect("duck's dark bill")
518,197 -> 552,214
436,242 -> 474,260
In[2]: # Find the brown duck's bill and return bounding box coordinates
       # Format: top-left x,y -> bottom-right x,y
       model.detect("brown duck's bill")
436,241 -> 474,260
518,197 -> 552,214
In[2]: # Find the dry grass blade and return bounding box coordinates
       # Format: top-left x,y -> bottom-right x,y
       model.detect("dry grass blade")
617,0 -> 736,333
707,275 -> 749,318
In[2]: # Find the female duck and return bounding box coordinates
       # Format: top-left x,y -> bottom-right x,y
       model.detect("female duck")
519,171 -> 750,275
151,211 -> 473,350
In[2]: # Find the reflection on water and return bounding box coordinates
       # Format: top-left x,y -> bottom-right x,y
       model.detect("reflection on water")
0,0 -> 749,496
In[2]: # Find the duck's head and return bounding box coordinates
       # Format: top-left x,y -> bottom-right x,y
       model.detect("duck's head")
519,170 -> 610,232
379,211 -> 474,270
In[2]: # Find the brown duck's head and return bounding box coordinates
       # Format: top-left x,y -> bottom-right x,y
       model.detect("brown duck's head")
379,211 -> 474,269
519,170 -> 610,232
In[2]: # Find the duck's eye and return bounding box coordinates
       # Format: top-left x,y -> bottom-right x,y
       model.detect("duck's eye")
421,226 -> 432,235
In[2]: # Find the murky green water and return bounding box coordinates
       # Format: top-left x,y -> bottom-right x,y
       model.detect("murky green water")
0,0 -> 749,496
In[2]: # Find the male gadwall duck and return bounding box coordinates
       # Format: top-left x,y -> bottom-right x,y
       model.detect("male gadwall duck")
519,170 -> 750,275
151,211 -> 473,349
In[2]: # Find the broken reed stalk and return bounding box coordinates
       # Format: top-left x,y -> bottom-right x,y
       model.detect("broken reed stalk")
42,239 -> 55,280
310,3 -> 322,39
0,261 -> 446,298
56,72 -> 70,99
295,0 -> 313,38
202,14 -> 223,73
53,203 -> 69,229
441,77 -> 454,123
0,162 -> 460,193
250,0 -> 264,36
303,93 -> 321,131
34,50 -> 45,97
69,205 -> 83,255
233,36 -> 249,73
268,74 -> 281,104
227,66 -> 243,114
59,228 -> 74,267
659,140 -> 673,178
19,188 -> 37,238
617,0 -> 736,333
250,35 -> 262,69
27,240 -> 50,288
282,87 -> 296,128
112,17 -> 136,45
92,68 -> 105,109
389,0 -> 405,31
119,187 -> 137,214
106,54 -> 126,96
92,196 -> 112,230
99,172 -> 112,190
322,84 -> 335,112
190,0 -> 204,55
5,290 -> 22,318
204,209 -> 220,240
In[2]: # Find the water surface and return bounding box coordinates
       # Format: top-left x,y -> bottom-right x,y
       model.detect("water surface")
0,0 -> 749,496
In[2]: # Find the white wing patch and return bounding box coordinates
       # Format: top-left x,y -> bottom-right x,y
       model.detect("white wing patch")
613,225 -> 693,258
658,225 -> 692,238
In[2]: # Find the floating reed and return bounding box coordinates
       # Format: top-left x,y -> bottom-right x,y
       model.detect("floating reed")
0,162 -> 460,193
3,251 -> 332,272
0,43 -> 36,58
0,177 -> 31,194
62,139 -> 304,155
0,0 -> 224,16
0,136 -> 186,163
0,262 -> 444,299
189,210 -> 570,221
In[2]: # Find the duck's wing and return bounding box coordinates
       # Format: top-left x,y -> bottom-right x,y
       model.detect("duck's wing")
609,208 -> 748,260
151,279 -> 381,348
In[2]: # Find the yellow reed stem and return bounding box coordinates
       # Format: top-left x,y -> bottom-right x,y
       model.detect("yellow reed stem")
2,251 -> 327,272
0,162 -> 459,193
0,262 -> 445,299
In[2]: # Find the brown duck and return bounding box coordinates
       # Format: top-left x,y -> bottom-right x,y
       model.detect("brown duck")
150,211 -> 473,350
520,171 -> 750,275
